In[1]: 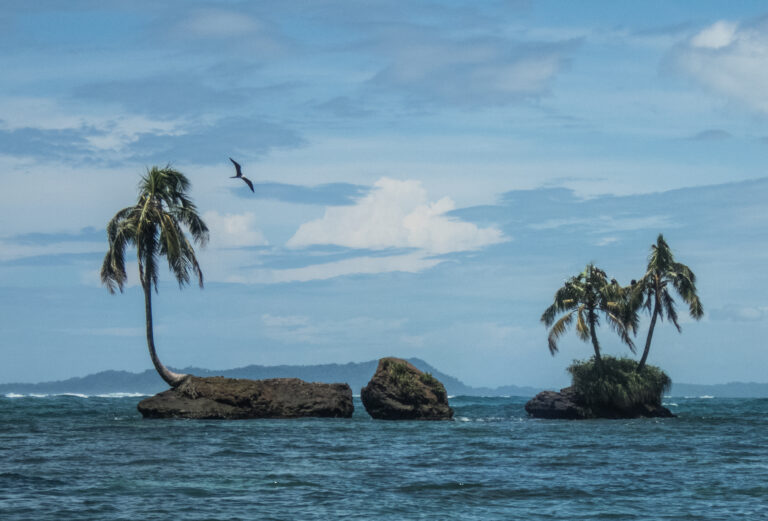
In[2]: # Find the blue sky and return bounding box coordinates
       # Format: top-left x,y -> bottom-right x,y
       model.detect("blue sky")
2,1 -> 768,387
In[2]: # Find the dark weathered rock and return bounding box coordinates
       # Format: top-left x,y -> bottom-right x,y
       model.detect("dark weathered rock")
137,376 -> 354,419
524,387 -> 591,419
525,386 -> 675,420
361,357 -> 453,420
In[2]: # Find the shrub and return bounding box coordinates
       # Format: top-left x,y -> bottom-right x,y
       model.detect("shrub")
385,360 -> 418,398
382,361 -> 447,401
419,372 -> 447,400
567,356 -> 671,409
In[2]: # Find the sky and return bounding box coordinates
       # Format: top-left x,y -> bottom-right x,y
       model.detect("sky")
2,1 -> 768,388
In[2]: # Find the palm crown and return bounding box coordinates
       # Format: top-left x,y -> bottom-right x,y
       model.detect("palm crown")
541,263 -> 636,362
101,166 -> 209,293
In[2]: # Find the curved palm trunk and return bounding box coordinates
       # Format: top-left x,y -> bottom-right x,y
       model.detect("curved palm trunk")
637,300 -> 659,372
142,278 -> 188,388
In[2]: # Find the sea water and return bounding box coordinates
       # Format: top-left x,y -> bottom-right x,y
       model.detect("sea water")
1,395 -> 766,520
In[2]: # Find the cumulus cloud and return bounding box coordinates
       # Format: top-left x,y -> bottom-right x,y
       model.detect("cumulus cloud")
286,177 -> 505,255
672,19 -> 768,113
203,211 -> 268,248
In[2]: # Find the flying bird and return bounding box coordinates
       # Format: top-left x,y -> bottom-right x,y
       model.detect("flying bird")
229,157 -> 254,192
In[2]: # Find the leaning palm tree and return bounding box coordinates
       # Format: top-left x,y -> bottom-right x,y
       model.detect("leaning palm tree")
634,234 -> 703,372
541,263 -> 636,363
101,166 -> 209,387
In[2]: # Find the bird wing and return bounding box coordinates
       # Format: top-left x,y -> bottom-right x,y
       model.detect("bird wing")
229,157 -> 242,176
242,176 -> 254,192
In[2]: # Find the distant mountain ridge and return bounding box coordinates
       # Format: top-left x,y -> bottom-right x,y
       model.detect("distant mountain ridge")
0,359 -> 541,397
1,360 -> 767,397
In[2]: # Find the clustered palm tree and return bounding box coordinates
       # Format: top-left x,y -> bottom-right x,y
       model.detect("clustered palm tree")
633,235 -> 703,371
101,166 -> 209,388
541,264 -> 635,362
541,234 -> 702,371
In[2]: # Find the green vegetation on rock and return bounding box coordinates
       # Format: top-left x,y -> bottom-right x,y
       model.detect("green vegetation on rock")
419,372 -> 447,400
381,360 -> 447,401
385,360 -> 419,398
568,356 -> 671,409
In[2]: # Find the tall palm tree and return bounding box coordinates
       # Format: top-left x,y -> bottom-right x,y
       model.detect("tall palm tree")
634,234 -> 703,371
101,166 -> 209,388
541,263 -> 636,363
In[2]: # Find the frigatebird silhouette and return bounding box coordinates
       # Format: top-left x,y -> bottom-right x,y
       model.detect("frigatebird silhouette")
229,157 -> 254,192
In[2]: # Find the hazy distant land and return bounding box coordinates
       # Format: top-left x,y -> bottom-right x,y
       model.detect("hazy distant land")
2,359 -> 766,398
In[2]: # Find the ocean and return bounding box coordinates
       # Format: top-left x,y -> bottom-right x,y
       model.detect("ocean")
1,394 -> 766,520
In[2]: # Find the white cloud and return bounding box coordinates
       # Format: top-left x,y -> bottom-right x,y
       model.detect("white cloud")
172,9 -> 286,56
690,21 -> 738,49
0,96 -> 186,156
710,305 -> 768,323
673,19 -> 768,113
0,240 -> 105,262
203,211 -> 268,248
530,215 -> 674,233
177,10 -> 265,39
286,177 -> 505,255
595,236 -> 619,246
57,327 -> 144,337
370,34 -> 573,106
260,313 -> 406,345
227,252 -> 441,284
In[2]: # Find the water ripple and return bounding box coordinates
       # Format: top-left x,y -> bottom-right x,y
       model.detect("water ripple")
1,396 -> 767,520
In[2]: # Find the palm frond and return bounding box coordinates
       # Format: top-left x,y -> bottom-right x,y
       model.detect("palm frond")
604,310 -> 636,353
661,289 -> 680,331
548,310 -> 576,355
575,307 -> 590,341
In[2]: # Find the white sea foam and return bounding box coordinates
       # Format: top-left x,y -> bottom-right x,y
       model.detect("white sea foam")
95,392 -> 148,398
456,416 -> 471,422
3,392 -> 148,399
663,402 -> 679,407
699,395 -> 715,399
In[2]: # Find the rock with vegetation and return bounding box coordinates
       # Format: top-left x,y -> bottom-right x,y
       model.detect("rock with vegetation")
137,376 -> 354,419
361,357 -> 453,420
525,356 -> 675,419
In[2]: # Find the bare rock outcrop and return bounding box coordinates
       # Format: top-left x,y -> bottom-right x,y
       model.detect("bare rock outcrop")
361,357 -> 453,420
137,376 -> 354,419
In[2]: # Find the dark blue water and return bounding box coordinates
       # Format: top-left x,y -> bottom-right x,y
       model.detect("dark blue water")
1,394 -> 766,520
